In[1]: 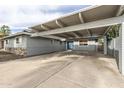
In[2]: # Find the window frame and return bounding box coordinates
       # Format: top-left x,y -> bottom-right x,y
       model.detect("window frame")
5,39 -> 9,44
15,37 -> 20,44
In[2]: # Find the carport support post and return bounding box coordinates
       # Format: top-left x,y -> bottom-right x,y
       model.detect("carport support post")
104,36 -> 107,55
119,22 -> 124,75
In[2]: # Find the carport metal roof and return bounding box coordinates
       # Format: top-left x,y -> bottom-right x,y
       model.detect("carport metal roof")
29,5 -> 124,41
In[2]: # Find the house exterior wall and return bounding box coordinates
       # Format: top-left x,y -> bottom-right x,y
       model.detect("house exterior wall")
13,36 -> 27,48
4,35 -> 66,56
4,35 -> 28,56
26,37 -> 66,56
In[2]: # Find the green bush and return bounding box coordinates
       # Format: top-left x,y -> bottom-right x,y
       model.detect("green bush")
107,25 -> 120,41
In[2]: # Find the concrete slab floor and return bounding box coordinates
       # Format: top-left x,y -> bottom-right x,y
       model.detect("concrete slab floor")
0,51 -> 124,88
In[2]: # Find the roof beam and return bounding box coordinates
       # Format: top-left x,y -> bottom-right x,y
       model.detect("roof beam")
67,35 -> 102,40
31,15 -> 124,36
116,5 -> 124,16
41,24 -> 49,31
78,12 -> 84,23
56,20 -> 79,38
54,34 -> 68,38
42,35 -> 66,41
71,32 -> 81,38
31,34 -> 66,41
57,34 -> 69,38
55,33 -> 73,38
78,12 -> 92,36
72,32 -> 81,38
103,5 -> 124,36
56,19 -> 80,38
103,26 -> 112,36
88,29 -> 92,36
55,20 -> 64,28
74,32 -> 83,37
30,29 -> 66,41
64,33 -> 75,37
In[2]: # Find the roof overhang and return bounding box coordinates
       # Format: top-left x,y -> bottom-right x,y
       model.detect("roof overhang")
3,32 -> 32,39
29,5 -> 124,40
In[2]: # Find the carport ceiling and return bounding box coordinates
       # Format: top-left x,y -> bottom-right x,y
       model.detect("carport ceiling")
52,27 -> 108,39
30,5 -> 124,40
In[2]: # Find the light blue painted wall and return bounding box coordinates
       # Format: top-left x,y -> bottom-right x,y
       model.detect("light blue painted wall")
4,35 -> 66,56
26,36 -> 66,56
4,35 -> 28,49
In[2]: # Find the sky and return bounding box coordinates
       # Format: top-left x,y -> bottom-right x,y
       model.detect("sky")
0,5 -> 89,33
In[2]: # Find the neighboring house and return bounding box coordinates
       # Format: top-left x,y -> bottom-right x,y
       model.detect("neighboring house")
3,32 -> 66,56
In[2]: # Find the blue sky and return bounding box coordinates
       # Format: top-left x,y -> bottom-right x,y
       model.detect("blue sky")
0,5 -> 89,33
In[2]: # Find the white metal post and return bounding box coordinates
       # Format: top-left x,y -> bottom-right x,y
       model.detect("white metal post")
104,36 -> 107,55
119,23 -> 124,74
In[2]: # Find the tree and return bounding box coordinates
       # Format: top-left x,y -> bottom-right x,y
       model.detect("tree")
0,25 -> 11,37
106,24 -> 120,41
98,38 -> 104,45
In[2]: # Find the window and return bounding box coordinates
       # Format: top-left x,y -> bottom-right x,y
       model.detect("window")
5,40 -> 9,44
16,37 -> 20,44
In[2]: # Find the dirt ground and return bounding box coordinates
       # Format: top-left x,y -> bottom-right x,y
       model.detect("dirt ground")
0,50 -> 124,88
0,51 -> 24,62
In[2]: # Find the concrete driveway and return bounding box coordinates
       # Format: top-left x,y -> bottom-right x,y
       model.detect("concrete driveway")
0,51 -> 124,88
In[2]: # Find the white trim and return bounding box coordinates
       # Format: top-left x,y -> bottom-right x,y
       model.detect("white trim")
3,32 -> 31,39
119,24 -> 122,73
32,15 -> 124,36
119,22 -> 124,74
122,22 -> 124,74
31,34 -> 66,41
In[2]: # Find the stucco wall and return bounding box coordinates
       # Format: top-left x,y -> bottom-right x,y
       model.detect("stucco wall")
26,37 -> 66,56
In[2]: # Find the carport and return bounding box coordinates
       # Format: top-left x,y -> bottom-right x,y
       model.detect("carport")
29,5 -> 124,74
